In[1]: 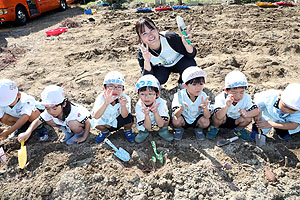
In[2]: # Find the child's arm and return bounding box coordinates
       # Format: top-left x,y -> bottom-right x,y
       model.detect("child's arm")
119,96 -> 129,118
0,114 -> 30,139
201,96 -> 211,119
92,91 -> 115,119
239,107 -> 259,118
258,120 -> 299,130
17,117 -> 43,142
214,94 -> 233,120
143,112 -> 152,130
151,102 -> 168,127
173,105 -> 185,119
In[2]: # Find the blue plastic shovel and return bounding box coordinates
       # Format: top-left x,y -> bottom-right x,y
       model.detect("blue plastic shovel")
104,138 -> 130,162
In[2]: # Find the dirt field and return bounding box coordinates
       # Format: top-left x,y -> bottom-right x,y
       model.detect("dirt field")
1,4 -> 300,200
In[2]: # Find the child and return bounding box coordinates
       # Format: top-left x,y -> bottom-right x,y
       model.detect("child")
252,83 -> 300,140
0,79 -> 48,142
17,85 -> 91,145
207,71 -> 259,141
172,66 -> 211,140
91,71 -> 135,143
135,74 -> 174,143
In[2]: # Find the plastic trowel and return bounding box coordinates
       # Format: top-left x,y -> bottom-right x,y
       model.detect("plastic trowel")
104,138 -> 130,162
18,140 -> 27,169
176,16 -> 191,45
217,136 -> 239,147
255,129 -> 266,147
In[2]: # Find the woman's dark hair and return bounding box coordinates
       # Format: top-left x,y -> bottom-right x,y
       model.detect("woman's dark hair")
185,77 -> 205,85
57,99 -> 73,121
135,17 -> 158,41
138,86 -> 159,98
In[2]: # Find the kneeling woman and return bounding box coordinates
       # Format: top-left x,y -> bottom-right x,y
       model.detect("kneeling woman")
135,17 -> 197,85
18,85 -> 91,145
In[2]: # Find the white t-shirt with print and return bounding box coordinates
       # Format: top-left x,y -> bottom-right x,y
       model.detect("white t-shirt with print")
214,91 -> 255,119
254,89 -> 300,134
172,89 -> 208,124
91,93 -> 131,128
40,103 -> 90,133
136,97 -> 169,131
0,92 -> 38,119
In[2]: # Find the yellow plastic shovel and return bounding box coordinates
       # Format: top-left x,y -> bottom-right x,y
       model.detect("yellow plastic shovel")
18,140 -> 27,169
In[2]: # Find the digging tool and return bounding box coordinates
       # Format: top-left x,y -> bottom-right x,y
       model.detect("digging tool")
176,16 -> 191,45
255,128 -> 266,147
217,136 -> 239,147
151,141 -> 163,164
18,140 -> 27,169
104,138 -> 130,162
0,146 -> 6,164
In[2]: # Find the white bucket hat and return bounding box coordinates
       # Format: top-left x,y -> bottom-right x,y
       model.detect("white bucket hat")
225,71 -> 248,88
281,83 -> 300,111
103,71 -> 125,86
135,74 -> 160,91
41,85 -> 65,106
0,79 -> 18,107
182,66 -> 207,84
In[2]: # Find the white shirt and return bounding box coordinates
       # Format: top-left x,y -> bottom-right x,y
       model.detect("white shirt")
90,93 -> 131,128
254,89 -> 300,135
214,91 -> 255,119
40,103 -> 90,133
172,89 -> 208,124
0,92 -> 38,119
136,97 -> 169,131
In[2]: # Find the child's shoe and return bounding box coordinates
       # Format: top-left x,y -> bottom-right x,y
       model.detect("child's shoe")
173,127 -> 184,140
135,130 -> 149,143
95,130 -> 109,143
234,128 -> 252,141
277,133 -> 291,141
194,128 -> 205,140
158,127 -> 174,142
206,126 -> 219,140
59,126 -> 74,143
124,129 -> 135,143
36,126 -> 48,142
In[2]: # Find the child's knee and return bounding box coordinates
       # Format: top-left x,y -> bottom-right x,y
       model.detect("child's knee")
198,117 -> 210,128
172,117 -> 184,127
124,122 -> 133,129
95,125 -> 108,131
68,121 -> 84,134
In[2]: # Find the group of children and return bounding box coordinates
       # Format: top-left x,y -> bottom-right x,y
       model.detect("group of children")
0,67 -> 300,146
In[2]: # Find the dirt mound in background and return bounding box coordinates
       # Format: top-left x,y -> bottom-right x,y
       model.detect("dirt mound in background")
1,4 -> 300,199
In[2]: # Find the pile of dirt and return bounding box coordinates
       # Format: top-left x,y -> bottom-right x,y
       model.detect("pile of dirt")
0,4 -> 300,199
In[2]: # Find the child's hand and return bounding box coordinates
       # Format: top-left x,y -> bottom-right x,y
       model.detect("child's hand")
140,43 -> 151,62
18,132 -> 30,143
142,102 -> 151,116
119,96 -> 127,106
225,94 -> 234,107
103,90 -> 116,105
0,127 -> 9,139
200,96 -> 210,109
181,25 -> 193,52
150,102 -> 161,114
256,120 -> 272,129
238,109 -> 248,118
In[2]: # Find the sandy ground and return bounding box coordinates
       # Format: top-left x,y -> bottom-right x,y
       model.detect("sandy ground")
1,4 -> 300,200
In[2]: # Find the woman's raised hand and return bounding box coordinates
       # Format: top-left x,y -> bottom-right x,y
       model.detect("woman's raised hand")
181,25 -> 194,53
140,43 -> 151,62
